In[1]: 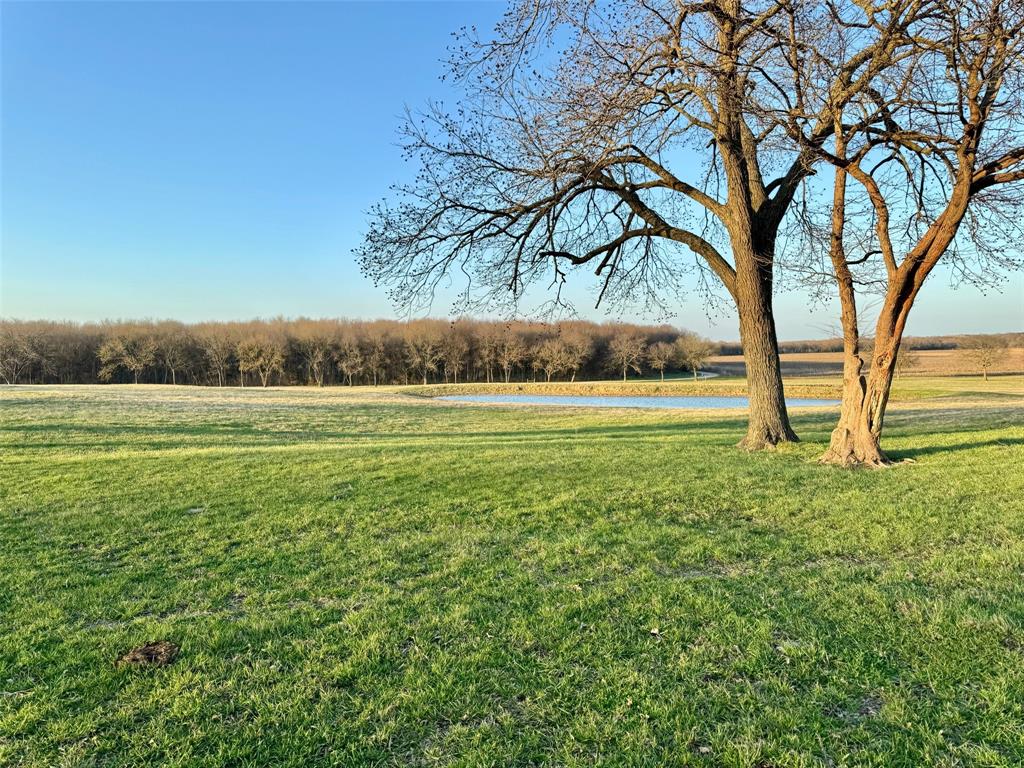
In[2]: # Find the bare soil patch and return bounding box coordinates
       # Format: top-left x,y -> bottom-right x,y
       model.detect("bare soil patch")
117,640 -> 179,667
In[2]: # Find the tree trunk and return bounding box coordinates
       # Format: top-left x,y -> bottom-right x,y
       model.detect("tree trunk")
734,261 -> 797,450
622,366 -> 627,382
660,370 -> 664,382
821,355 -> 893,467
693,367 -> 698,381
822,280 -> 911,467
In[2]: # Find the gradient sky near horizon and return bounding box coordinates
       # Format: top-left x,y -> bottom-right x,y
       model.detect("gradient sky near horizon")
2,1 -> 1021,340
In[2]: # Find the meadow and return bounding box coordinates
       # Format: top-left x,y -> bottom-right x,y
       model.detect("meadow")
2,376 -> 1023,767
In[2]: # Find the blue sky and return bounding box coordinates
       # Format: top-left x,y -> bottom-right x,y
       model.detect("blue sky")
2,1 -> 1021,339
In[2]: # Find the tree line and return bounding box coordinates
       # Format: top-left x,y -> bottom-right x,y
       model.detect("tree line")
0,318 -> 721,387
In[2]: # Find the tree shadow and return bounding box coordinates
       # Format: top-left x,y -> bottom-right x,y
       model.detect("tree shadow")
888,437 -> 1024,460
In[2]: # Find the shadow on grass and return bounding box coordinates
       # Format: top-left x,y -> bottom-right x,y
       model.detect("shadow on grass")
4,406 -> 1019,458
889,436 -> 1024,460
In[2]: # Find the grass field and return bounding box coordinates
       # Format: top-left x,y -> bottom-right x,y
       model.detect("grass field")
2,377 -> 1024,767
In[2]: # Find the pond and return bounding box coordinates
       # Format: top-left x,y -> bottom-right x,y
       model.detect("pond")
436,394 -> 839,409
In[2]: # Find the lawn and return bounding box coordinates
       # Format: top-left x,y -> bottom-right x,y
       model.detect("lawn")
2,379 -> 1023,767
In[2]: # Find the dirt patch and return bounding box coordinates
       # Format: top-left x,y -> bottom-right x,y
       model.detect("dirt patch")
117,640 -> 179,667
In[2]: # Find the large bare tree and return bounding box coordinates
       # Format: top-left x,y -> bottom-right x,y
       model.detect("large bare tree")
358,0 -> 920,449
781,0 -> 1024,465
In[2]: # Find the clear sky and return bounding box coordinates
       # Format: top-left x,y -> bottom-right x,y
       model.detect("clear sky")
2,1 -> 1021,340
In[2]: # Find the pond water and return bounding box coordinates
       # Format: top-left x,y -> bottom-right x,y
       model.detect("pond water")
436,394 -> 838,409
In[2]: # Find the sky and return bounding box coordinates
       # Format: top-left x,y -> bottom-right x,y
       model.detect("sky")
1,1 -> 1021,340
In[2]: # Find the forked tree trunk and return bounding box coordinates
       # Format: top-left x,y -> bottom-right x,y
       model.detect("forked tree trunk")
822,352 -> 894,467
823,308 -> 905,467
733,256 -> 797,450
820,173 -> 971,467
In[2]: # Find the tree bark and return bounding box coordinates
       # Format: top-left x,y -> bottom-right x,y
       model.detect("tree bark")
733,256 -> 797,450
822,305 -> 905,467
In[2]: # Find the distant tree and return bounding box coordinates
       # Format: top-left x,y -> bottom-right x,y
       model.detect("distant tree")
966,337 -> 1009,382
675,334 -> 718,381
607,332 -> 646,382
99,330 -> 158,384
440,327 -> 471,384
0,324 -> 41,384
292,323 -> 335,387
405,330 -> 442,385
196,325 -> 235,387
336,335 -> 364,386
237,334 -> 285,388
647,342 -> 676,382
894,345 -> 919,380
495,332 -> 527,383
533,337 -> 570,382
364,330 -> 389,386
562,332 -> 592,383
155,324 -> 192,385
476,329 -> 502,383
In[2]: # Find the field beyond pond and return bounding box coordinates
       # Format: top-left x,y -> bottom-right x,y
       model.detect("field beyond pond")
2,377 -> 1023,767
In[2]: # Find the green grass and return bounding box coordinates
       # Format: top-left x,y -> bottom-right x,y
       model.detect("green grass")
2,380 -> 1023,767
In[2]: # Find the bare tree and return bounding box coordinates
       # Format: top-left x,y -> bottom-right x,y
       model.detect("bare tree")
647,341 -> 676,382
533,337 -> 570,382
0,323 -> 41,384
98,329 -> 158,384
196,324 -> 235,387
965,337 -> 1009,382
155,323 -> 192,385
495,331 -> 527,383
439,326 -> 471,384
405,328 -> 442,385
364,330 -> 389,386
562,330 -> 593,382
357,1 -> 924,449
292,321 -> 335,387
894,345 -> 919,380
477,328 -> 502,383
607,332 -> 646,381
237,334 -> 285,388
336,335 -> 364,386
675,332 -> 718,380
782,1 -> 1024,465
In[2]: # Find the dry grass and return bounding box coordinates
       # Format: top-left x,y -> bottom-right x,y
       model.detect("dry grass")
712,347 -> 1024,377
